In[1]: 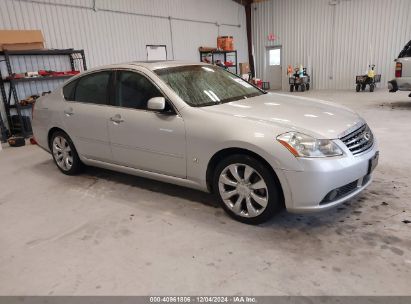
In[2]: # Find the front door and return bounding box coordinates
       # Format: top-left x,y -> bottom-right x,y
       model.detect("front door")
265,47 -> 282,90
107,70 -> 186,178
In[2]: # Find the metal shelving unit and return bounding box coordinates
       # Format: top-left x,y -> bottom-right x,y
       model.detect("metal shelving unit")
0,49 -> 87,138
0,109 -> 8,143
200,50 -> 238,74
2,75 -> 73,83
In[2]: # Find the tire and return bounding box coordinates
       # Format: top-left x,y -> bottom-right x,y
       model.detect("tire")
356,84 -> 361,92
361,84 -> 366,91
370,84 -> 375,92
306,83 -> 310,91
50,131 -> 83,175
290,85 -> 294,92
213,154 -> 283,225
295,85 -> 299,92
301,84 -> 306,92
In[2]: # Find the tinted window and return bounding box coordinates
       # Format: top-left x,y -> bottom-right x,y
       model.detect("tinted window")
398,40 -> 411,58
116,71 -> 162,110
75,72 -> 111,105
63,80 -> 77,101
404,47 -> 411,58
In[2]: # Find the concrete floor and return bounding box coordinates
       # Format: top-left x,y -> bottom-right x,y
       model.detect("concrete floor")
0,90 -> 410,296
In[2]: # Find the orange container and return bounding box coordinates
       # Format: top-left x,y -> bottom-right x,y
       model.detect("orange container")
217,36 -> 234,51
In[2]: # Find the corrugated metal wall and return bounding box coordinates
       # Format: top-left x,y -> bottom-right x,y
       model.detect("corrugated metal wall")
0,0 -> 248,127
252,0 -> 411,90
0,0 -> 247,65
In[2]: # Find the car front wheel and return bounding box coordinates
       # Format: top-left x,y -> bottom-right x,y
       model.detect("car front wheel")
213,155 -> 283,224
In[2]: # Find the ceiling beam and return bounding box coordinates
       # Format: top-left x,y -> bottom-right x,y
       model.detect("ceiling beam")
232,0 -> 267,5
232,0 -> 257,76
232,0 -> 250,6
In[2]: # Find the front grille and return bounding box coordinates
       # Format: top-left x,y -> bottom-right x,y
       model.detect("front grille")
340,124 -> 374,155
320,180 -> 359,205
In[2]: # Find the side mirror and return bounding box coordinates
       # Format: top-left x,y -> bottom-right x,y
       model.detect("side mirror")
147,97 -> 166,111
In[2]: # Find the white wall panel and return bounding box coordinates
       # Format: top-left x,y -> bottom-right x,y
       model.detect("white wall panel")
252,0 -> 411,90
0,0 -> 246,65
0,0 -> 247,128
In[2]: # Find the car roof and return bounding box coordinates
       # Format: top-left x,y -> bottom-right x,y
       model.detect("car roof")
85,61 -> 209,73
131,60 -> 208,70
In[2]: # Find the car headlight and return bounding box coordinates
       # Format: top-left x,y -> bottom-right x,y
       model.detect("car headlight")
277,132 -> 343,158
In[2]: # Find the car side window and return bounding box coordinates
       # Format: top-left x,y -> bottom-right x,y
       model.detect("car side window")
74,71 -> 111,105
115,71 -> 163,110
63,80 -> 77,101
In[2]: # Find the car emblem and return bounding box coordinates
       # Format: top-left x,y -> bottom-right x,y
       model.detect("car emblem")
363,132 -> 371,141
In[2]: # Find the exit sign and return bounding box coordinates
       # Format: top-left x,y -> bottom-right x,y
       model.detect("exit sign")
268,33 -> 277,41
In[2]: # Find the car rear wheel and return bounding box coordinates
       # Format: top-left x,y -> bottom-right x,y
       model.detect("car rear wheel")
51,131 -> 83,175
213,155 -> 283,224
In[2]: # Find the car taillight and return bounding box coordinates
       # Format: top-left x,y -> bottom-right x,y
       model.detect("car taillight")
395,62 -> 402,77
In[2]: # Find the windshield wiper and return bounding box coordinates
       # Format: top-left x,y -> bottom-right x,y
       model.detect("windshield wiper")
195,101 -> 221,107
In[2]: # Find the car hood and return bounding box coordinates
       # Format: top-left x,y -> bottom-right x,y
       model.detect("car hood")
200,92 -> 363,139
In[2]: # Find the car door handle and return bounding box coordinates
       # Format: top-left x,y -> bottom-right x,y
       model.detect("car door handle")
64,108 -> 74,116
110,115 -> 124,124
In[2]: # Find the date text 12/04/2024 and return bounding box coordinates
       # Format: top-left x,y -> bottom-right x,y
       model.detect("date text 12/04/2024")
149,296 -> 257,303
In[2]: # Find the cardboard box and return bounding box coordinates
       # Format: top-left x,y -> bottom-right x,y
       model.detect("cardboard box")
217,36 -> 234,51
239,62 -> 250,74
0,30 -> 44,51
199,46 -> 217,52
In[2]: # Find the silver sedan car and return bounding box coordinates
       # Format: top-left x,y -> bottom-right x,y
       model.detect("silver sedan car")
33,61 -> 379,224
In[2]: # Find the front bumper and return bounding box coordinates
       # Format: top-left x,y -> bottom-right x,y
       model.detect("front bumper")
280,144 -> 379,213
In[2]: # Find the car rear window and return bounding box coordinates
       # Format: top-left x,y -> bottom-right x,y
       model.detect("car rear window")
398,40 -> 411,58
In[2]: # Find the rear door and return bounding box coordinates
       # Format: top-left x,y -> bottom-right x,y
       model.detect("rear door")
62,71 -> 114,162
107,70 -> 186,178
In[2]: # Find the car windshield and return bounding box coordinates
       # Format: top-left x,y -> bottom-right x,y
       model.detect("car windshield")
154,65 -> 264,107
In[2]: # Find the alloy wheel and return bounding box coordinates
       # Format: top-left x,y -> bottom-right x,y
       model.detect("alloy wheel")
218,163 -> 269,218
52,136 -> 73,171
